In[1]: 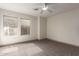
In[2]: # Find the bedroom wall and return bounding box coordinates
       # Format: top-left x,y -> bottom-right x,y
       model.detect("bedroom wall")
37,16 -> 47,40
47,8 -> 79,46
40,17 -> 47,39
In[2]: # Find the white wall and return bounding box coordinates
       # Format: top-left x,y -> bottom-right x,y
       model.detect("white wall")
47,8 -> 79,46
37,16 -> 47,40
0,8 -> 38,45
40,17 -> 47,39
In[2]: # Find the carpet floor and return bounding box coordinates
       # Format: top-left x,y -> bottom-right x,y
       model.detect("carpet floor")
0,39 -> 79,56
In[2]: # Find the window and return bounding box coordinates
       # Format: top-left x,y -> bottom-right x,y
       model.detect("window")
3,15 -> 18,36
20,18 -> 30,35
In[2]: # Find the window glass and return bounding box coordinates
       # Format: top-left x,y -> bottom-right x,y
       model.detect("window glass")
20,19 -> 30,35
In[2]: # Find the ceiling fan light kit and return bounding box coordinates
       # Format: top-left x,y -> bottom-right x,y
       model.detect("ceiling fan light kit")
34,3 -> 53,14
42,6 -> 48,10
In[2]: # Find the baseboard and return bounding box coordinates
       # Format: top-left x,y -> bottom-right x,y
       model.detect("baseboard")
0,39 -> 38,47
47,38 -> 79,47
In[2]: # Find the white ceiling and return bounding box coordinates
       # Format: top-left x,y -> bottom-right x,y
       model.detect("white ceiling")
0,3 -> 79,17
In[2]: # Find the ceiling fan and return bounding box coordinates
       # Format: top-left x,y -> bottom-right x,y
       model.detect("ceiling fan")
34,3 -> 53,14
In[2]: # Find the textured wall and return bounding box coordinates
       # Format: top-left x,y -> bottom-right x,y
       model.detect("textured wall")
47,8 -> 79,46
40,17 -> 47,39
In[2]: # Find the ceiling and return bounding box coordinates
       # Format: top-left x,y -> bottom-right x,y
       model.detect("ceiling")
0,3 -> 79,17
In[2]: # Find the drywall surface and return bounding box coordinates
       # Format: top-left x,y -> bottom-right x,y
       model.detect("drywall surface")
47,8 -> 79,46
37,16 -> 47,40
40,17 -> 47,39
0,8 -> 38,45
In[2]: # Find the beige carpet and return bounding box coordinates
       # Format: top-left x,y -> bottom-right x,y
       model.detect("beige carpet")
0,39 -> 79,56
